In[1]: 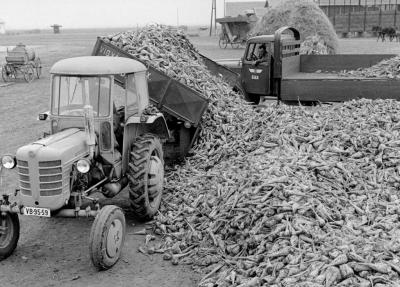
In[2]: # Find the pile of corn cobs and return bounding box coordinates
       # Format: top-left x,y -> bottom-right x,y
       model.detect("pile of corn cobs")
340,56 -> 400,79
105,25 -> 400,287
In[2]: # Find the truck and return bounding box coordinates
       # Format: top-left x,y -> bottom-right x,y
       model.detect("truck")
0,55 -> 210,270
220,26 -> 400,104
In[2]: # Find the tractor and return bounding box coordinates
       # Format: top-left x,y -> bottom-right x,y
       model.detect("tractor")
0,56 -> 169,270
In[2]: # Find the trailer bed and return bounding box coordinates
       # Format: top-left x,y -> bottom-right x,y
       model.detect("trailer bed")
280,54 -> 400,102
281,75 -> 400,102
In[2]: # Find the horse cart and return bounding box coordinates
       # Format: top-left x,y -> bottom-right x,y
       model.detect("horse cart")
216,14 -> 257,49
1,43 -> 41,82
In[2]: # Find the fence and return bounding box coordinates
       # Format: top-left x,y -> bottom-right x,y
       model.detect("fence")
317,0 -> 400,33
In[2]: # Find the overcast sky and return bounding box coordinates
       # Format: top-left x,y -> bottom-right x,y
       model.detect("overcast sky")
0,0 -> 261,29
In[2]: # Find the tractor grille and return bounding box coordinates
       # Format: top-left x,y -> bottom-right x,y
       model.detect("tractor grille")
17,160 -> 31,196
38,160 -> 63,196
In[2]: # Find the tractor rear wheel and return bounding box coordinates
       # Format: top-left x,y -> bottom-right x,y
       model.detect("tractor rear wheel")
89,205 -> 126,270
127,134 -> 164,220
0,212 -> 20,260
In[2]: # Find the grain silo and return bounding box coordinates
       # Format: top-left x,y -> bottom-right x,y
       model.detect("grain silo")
0,19 -> 5,34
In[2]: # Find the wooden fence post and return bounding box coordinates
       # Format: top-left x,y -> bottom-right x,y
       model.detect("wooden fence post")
333,0 -> 336,26
364,0 -> 367,32
348,0 -> 352,32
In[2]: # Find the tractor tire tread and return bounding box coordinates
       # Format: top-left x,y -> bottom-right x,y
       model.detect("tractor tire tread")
127,134 -> 163,220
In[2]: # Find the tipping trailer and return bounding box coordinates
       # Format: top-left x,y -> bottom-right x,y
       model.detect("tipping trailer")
92,38 -> 240,158
220,26 -> 400,104
92,38 -> 211,160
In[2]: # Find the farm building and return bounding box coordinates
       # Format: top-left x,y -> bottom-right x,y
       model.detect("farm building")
225,0 -> 400,34
316,0 -> 400,33
0,19 -> 5,34
317,0 -> 400,15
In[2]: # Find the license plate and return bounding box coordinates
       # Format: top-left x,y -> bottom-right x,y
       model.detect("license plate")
23,207 -> 51,217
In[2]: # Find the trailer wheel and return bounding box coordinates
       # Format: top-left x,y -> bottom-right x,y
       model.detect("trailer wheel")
219,38 -> 228,49
35,57 -> 42,78
0,212 -> 20,260
89,205 -> 126,270
231,42 -> 240,49
128,134 -> 164,220
1,65 -> 11,82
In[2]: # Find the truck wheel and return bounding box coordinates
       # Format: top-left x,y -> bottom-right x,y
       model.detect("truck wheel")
128,134 -> 164,220
0,212 -> 20,260
244,92 -> 261,105
89,205 -> 126,270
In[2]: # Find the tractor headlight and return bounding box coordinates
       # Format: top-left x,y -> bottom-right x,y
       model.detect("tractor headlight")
76,159 -> 90,174
1,155 -> 16,169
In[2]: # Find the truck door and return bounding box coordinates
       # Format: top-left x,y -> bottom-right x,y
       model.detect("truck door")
241,43 -> 270,96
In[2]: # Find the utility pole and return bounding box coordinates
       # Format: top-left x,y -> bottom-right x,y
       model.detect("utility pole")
177,8 -> 179,27
209,0 -> 217,36
224,0 -> 226,17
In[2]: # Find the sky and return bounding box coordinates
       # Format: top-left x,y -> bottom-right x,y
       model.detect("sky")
0,0 -> 263,29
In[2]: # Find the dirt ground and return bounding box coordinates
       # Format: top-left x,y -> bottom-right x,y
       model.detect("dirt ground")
1,29 -> 400,287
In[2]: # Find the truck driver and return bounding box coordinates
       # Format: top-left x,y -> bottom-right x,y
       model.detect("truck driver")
254,44 -> 268,66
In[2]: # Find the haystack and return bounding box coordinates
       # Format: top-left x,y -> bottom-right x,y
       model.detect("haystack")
250,0 -> 339,54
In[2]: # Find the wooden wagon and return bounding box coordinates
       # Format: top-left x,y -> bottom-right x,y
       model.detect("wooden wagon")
1,43 -> 41,82
216,15 -> 257,49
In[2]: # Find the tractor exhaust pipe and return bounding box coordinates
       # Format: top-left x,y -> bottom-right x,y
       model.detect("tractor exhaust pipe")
102,177 -> 129,198
84,105 -> 96,159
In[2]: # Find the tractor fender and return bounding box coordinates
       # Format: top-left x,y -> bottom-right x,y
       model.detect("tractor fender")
125,113 -> 170,140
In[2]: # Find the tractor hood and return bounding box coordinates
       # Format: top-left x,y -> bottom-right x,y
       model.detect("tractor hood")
16,128 -> 89,163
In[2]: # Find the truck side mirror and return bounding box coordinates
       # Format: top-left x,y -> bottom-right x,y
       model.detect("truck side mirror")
38,111 -> 50,121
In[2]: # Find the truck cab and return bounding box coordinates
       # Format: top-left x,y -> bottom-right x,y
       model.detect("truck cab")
240,27 -> 301,104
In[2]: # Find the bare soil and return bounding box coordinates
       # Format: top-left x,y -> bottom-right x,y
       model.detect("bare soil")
0,29 -> 399,287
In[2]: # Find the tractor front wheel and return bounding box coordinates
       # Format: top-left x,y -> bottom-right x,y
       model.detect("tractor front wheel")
0,212 -> 20,260
89,205 -> 126,270
127,134 -> 164,220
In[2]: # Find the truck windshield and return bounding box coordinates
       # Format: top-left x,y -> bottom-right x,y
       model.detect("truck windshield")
51,76 -> 111,117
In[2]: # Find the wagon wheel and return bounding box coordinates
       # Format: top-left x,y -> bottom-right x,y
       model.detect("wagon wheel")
1,64 -> 12,82
34,57 -> 42,78
219,38 -> 228,49
23,65 -> 35,83
231,42 -> 241,49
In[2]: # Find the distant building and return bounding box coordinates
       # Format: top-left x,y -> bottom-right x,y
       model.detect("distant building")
317,0 -> 400,15
0,19 -> 5,34
51,24 -> 62,34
